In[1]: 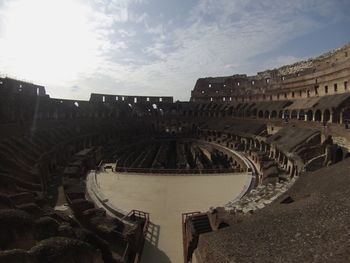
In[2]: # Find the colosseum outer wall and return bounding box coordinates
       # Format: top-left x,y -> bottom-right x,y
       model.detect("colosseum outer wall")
191,44 -> 350,103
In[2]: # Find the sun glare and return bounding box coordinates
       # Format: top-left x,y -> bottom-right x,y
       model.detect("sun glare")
0,0 -> 103,85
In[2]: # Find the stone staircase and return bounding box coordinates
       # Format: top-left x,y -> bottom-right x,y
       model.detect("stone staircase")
182,212 -> 213,263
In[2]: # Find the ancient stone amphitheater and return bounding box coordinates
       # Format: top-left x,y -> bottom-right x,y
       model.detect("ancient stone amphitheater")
0,43 -> 350,263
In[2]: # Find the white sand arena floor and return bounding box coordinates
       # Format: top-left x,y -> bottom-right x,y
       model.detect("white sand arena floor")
95,170 -> 250,263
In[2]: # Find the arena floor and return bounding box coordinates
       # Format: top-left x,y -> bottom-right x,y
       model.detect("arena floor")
93,170 -> 251,263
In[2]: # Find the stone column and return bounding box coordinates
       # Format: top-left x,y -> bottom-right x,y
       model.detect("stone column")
340,111 -> 343,125
329,112 -> 333,123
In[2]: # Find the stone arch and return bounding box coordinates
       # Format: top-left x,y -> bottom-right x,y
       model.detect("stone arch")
332,109 -> 341,124
270,110 -> 277,119
314,109 -> 322,122
323,109 -> 331,123
298,110 -> 305,120
264,110 -> 270,119
306,110 -> 313,121
258,110 -> 264,118
291,110 -> 298,119
342,107 -> 350,124
284,110 -> 290,119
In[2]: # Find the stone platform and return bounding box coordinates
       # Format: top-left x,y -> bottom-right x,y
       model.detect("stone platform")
90,170 -> 250,263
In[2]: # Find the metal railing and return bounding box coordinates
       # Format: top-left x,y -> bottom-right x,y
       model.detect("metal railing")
98,159 -> 241,175
182,211 -> 201,263
124,209 -> 150,263
114,167 -> 240,174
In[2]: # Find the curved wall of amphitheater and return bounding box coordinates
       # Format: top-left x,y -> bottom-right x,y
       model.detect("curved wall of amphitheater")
0,43 -> 349,263
191,44 -> 350,103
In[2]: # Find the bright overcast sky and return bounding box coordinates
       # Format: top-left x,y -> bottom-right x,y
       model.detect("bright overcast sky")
0,0 -> 349,101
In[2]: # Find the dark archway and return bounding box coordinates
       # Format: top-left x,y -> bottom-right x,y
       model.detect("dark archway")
315,110 -> 322,122
323,109 -> 331,123
306,110 -> 313,121
264,111 -> 270,119
342,107 -> 350,124
335,148 -> 343,163
271,110 -> 277,119
291,110 -> 298,119
284,110 -> 290,119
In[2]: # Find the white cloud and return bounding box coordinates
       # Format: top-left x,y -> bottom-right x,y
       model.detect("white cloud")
92,0 -> 322,99
118,29 -> 136,38
0,0 -> 348,101
0,0 -> 111,84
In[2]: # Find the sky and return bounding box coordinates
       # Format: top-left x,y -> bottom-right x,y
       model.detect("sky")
0,0 -> 349,101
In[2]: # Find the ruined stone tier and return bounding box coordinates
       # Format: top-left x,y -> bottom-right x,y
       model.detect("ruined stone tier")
0,77 -> 46,96
90,93 -> 173,104
191,43 -> 350,103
